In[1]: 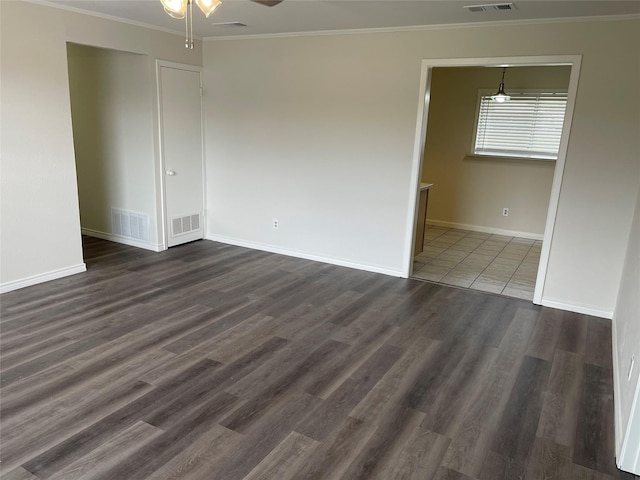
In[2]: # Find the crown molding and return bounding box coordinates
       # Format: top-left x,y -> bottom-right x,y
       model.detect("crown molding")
17,1 -> 639,44
203,13 -> 640,42
24,0 -> 202,40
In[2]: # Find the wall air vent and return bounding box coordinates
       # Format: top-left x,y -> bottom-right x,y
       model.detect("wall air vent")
464,3 -> 516,12
171,213 -> 201,237
112,208 -> 149,242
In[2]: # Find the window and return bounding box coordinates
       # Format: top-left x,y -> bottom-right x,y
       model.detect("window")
472,90 -> 568,160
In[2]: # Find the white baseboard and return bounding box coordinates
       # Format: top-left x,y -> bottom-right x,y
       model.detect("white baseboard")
82,228 -> 164,252
206,234 -> 405,278
613,317 -> 623,455
426,219 -> 544,241
0,263 -> 87,294
614,312 -> 640,475
618,378 -> 640,474
540,298 -> 613,319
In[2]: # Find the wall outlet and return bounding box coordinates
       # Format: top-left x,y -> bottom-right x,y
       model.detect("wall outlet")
273,219 -> 279,229
502,208 -> 509,217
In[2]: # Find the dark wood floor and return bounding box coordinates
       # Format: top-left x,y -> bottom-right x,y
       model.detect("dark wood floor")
0,236 -> 634,480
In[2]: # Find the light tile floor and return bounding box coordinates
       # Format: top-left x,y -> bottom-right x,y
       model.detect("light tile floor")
412,225 -> 542,301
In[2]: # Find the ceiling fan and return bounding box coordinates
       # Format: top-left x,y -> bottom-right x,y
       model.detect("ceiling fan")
160,0 -> 283,48
160,0 -> 282,19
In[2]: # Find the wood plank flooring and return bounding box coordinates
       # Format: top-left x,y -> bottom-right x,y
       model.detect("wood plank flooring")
0,236 -> 634,480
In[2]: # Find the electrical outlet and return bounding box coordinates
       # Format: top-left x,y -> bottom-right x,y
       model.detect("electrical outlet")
628,355 -> 635,381
502,208 -> 509,217
273,219 -> 278,229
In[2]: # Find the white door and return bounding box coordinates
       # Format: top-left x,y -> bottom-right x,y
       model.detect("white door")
159,65 -> 204,248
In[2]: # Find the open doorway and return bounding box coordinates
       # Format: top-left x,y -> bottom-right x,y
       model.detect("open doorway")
67,43 -> 162,254
405,56 -> 582,305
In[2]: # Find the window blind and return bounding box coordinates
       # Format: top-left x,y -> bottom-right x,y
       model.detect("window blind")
474,92 -> 568,160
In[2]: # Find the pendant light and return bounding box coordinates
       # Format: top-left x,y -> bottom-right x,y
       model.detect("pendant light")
160,0 -> 221,49
491,67 -> 511,103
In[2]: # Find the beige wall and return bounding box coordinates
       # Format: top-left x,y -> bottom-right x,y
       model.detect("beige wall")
1,1 -> 85,288
0,0 -> 201,290
204,18 -> 639,316
204,34 -> 418,275
67,44 -> 158,247
422,66 -> 571,237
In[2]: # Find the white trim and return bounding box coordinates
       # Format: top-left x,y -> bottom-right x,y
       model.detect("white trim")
618,377 -> 640,474
23,0 -> 640,42
403,61 -> 432,278
613,317 -> 624,456
540,298 -> 613,320
467,153 -> 558,162
613,307 -> 640,475
207,234 -> 405,278
29,0 -> 189,40
156,61 -> 206,250
156,61 -> 203,73
410,55 -> 580,68
204,13 -> 640,41
425,219 -> 544,241
27,0 -> 192,39
0,264 -> 87,295
82,228 -> 163,252
533,56 -> 581,304
155,61 -> 169,251
406,55 -> 582,309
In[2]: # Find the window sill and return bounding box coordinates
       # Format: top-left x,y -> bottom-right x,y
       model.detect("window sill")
467,153 -> 557,162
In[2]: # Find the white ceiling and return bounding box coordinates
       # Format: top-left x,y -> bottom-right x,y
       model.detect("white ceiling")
43,0 -> 640,38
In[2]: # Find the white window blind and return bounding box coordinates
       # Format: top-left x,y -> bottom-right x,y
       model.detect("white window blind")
473,91 -> 568,160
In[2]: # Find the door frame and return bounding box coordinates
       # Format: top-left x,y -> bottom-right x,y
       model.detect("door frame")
404,55 -> 582,305
155,60 -> 206,250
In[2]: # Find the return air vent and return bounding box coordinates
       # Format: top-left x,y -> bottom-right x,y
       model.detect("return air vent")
464,3 -> 516,12
171,213 -> 201,237
112,208 -> 149,242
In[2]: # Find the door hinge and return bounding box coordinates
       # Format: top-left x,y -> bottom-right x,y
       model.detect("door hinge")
199,87 -> 204,97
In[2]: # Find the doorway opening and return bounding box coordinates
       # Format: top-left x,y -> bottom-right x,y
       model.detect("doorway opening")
404,56 -> 582,305
67,43 -> 162,254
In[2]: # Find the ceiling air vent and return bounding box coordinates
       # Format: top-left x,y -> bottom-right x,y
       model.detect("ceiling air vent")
464,3 -> 516,12
211,22 -> 247,28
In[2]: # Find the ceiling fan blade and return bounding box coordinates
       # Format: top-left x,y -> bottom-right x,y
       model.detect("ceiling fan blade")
250,0 -> 283,6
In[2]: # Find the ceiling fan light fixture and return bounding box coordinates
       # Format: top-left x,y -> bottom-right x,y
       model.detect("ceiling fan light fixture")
162,0 -> 278,48
195,0 -> 222,17
161,0 -> 188,18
